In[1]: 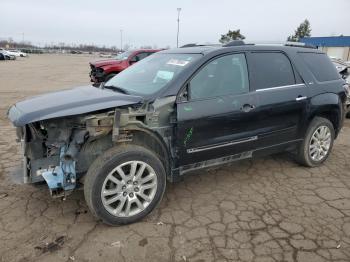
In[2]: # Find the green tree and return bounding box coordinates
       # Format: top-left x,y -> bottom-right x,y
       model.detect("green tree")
287,19 -> 311,42
219,29 -> 245,44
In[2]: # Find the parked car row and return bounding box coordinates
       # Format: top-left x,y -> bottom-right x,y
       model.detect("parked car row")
0,48 -> 28,60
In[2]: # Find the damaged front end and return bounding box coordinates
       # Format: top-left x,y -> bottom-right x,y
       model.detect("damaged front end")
8,83 -> 176,199
17,112 -> 115,198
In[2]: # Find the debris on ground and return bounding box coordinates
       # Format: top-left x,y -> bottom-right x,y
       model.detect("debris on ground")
75,209 -> 88,215
337,243 -> 341,249
156,221 -> 164,225
69,256 -> 75,261
0,192 -> 8,199
34,236 -> 66,253
111,241 -> 123,248
139,238 -> 148,247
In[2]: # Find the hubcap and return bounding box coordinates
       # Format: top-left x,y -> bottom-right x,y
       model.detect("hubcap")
101,161 -> 158,217
309,125 -> 331,162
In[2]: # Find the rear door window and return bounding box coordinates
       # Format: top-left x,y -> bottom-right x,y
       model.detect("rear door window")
248,52 -> 296,90
299,52 -> 340,82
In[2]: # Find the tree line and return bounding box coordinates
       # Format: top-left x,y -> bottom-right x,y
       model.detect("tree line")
1,19 -> 313,52
0,39 -> 123,53
219,19 -> 312,44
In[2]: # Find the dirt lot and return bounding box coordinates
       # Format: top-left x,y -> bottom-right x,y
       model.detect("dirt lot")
1,54 -> 350,262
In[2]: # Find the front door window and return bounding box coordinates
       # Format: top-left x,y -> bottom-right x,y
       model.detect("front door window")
189,53 -> 249,100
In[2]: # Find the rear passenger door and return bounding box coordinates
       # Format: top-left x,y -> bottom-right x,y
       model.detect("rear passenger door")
246,51 -> 309,148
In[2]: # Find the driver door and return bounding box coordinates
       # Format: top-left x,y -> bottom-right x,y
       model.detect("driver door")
176,53 -> 259,166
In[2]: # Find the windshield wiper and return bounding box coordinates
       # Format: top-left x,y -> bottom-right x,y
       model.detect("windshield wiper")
103,85 -> 129,94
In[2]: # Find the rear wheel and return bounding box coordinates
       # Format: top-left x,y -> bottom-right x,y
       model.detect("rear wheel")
84,144 -> 166,225
296,117 -> 334,167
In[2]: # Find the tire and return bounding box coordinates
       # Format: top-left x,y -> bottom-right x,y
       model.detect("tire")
84,144 -> 166,225
296,117 -> 335,167
104,73 -> 117,82
346,111 -> 350,119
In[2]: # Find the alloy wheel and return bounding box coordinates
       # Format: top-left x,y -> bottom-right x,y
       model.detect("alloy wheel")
101,161 -> 158,217
309,125 -> 331,162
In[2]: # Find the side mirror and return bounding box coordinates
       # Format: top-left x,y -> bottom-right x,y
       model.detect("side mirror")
129,56 -> 139,64
178,83 -> 190,102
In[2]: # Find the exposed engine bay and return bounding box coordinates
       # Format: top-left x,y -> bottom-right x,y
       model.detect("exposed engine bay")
17,97 -> 175,198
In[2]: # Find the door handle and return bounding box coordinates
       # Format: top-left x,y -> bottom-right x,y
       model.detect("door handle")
296,96 -> 307,101
240,104 -> 255,112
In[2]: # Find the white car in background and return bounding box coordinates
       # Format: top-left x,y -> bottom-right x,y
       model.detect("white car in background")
8,49 -> 27,57
0,49 -> 16,60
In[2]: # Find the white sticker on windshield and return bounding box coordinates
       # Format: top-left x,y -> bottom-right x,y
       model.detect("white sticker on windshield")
167,59 -> 190,67
154,70 -> 174,82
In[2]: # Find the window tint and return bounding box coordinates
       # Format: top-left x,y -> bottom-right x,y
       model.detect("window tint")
249,52 -> 295,90
133,52 -> 149,62
189,53 -> 249,100
299,52 -> 340,82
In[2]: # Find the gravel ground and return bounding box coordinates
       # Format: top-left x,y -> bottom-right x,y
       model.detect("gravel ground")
1,54 -> 350,262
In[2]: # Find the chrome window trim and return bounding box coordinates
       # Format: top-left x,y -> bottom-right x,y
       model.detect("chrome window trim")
256,83 -> 305,92
187,136 -> 258,154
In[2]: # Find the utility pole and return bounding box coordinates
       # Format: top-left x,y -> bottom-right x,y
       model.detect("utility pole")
176,8 -> 181,48
22,32 -> 24,44
120,29 -> 123,52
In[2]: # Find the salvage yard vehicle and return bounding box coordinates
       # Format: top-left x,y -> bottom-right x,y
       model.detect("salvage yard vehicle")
8,49 -> 27,57
0,49 -> 16,60
90,49 -> 161,85
8,42 -> 348,225
331,58 -> 350,117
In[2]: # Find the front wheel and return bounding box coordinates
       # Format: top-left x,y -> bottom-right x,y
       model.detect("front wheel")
84,144 -> 166,225
296,117 -> 335,167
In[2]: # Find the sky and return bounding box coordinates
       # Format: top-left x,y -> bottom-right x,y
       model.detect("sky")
1,0 -> 350,48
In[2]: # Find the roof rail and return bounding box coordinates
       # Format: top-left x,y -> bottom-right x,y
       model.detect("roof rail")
180,43 -> 204,48
222,40 -> 245,47
180,43 -> 220,48
249,41 -> 316,49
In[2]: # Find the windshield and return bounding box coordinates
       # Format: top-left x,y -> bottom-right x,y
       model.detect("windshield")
105,53 -> 202,95
114,51 -> 133,60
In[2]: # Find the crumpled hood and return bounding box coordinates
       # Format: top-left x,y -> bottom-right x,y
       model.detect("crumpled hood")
8,86 -> 143,126
91,59 -> 123,67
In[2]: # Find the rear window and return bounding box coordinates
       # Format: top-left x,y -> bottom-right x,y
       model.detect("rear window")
249,52 -> 296,90
299,52 -> 340,82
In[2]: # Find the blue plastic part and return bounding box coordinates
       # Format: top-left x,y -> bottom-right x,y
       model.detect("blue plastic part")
42,146 -> 76,194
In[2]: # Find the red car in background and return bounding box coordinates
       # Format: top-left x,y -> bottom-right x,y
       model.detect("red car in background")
90,49 -> 161,84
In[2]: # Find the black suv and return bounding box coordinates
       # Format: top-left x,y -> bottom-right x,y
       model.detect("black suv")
8,42 -> 348,225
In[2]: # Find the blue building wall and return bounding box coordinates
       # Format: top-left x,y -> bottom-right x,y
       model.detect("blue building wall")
300,36 -> 350,47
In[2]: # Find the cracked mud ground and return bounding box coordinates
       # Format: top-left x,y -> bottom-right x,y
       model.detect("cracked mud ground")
1,55 -> 350,262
